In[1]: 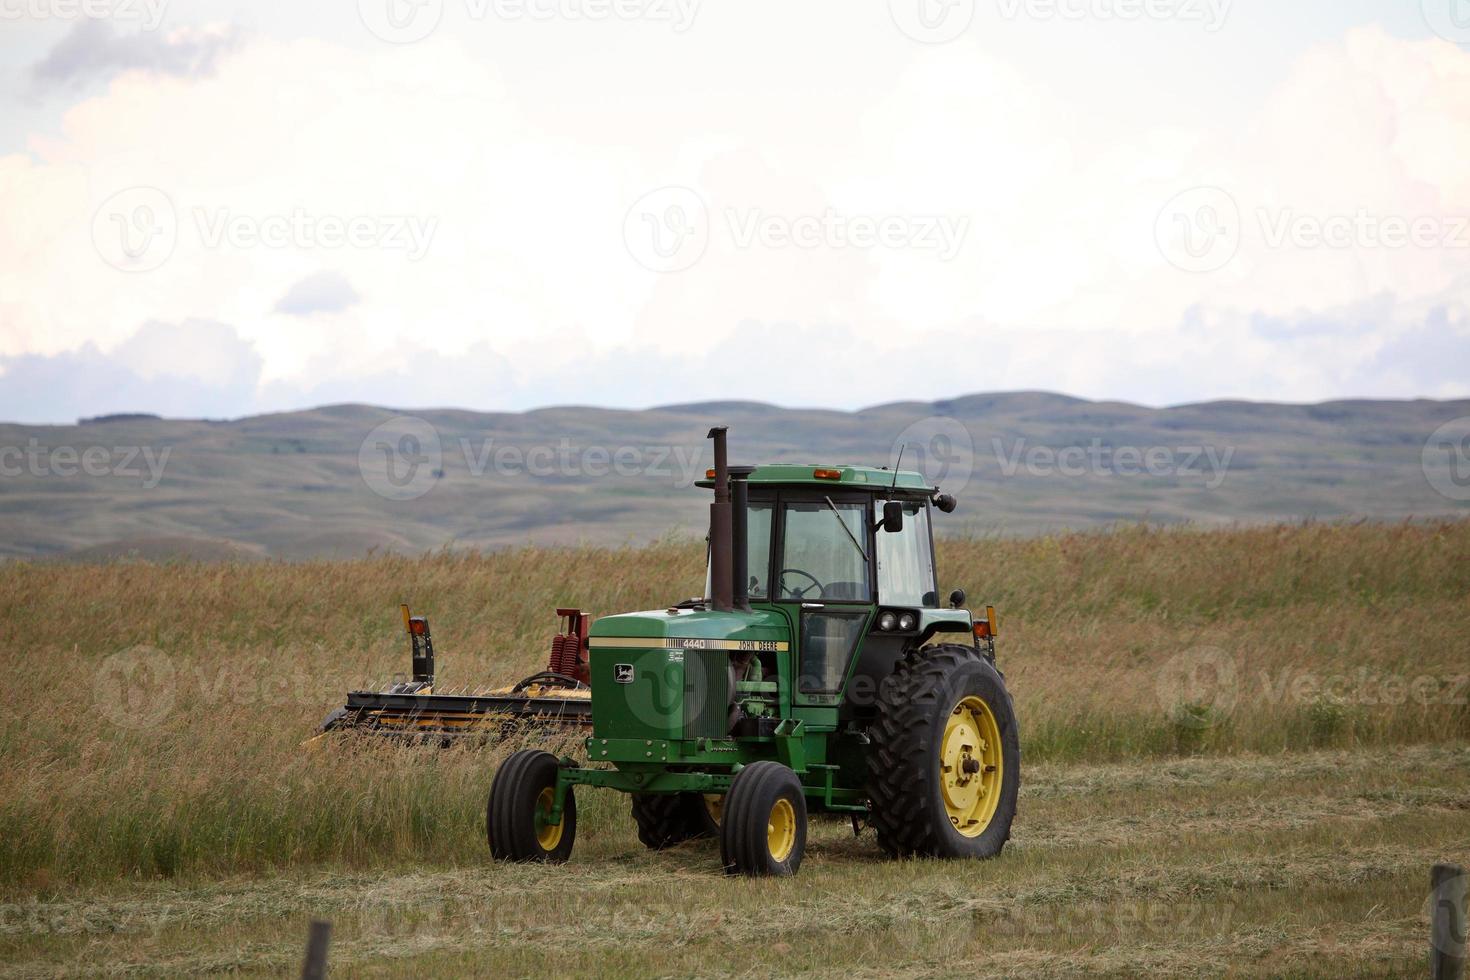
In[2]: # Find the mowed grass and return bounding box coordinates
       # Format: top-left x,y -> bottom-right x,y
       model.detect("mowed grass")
1,520 -> 1468,976
3,745 -> 1467,977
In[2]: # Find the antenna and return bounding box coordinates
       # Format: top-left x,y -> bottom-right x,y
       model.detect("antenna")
890,444 -> 904,491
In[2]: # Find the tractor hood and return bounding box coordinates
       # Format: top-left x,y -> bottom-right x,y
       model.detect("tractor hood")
586,607 -> 790,744
589,606 -> 789,646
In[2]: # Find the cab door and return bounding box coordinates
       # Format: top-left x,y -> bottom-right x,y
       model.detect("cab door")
773,495 -> 875,714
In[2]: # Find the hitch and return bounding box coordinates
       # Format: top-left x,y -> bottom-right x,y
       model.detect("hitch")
550,608 -> 591,685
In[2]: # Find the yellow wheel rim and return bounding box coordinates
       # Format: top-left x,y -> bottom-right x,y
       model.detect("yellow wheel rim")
767,797 -> 796,863
534,787 -> 563,851
703,794 -> 724,827
940,695 -> 1004,838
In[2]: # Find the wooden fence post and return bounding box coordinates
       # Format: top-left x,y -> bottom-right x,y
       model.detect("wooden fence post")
1432,863 -> 1467,980
302,919 -> 332,980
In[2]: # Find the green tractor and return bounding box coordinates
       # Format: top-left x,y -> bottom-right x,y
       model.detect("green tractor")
487,427 -> 1019,876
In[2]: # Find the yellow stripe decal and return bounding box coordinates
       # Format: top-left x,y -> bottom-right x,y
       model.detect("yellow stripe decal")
589,637 -> 789,652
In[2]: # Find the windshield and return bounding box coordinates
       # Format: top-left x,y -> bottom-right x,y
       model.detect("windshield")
776,500 -> 871,601
876,499 -> 937,606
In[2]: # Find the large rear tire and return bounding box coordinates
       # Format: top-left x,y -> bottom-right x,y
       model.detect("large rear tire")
868,644 -> 1020,859
720,762 -> 806,876
631,792 -> 719,849
487,749 -> 577,863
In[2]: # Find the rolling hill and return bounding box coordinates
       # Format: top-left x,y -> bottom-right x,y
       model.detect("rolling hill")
0,392 -> 1466,559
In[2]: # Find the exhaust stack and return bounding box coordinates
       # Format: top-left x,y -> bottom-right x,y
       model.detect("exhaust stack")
707,427 -> 734,613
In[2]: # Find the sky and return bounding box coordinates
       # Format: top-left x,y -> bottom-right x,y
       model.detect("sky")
0,0 -> 1467,423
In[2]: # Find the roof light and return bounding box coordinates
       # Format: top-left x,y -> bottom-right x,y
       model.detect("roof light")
706,469 -> 716,479
813,468 -> 842,480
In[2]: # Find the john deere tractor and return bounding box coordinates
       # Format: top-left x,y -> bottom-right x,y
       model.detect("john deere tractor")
485,427 -> 1019,876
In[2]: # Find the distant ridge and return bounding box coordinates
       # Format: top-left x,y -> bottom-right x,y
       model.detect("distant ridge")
1,392 -> 1465,560
79,413 -> 163,425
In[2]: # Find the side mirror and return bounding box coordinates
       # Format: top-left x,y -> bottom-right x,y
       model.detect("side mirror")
881,501 -> 904,533
949,588 -> 966,609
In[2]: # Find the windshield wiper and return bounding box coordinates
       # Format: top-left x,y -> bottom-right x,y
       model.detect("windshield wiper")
825,496 -> 868,562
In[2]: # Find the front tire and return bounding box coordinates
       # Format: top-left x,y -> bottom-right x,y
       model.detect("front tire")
720,762 -> 806,876
487,749 -> 577,863
868,644 -> 1020,859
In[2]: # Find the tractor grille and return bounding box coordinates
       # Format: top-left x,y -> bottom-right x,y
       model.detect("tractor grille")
682,649 -> 728,740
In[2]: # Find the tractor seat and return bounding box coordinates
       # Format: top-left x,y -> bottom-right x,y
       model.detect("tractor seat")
821,581 -> 867,600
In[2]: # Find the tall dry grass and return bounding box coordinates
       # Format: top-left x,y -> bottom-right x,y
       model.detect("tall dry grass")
1,520 -> 1466,887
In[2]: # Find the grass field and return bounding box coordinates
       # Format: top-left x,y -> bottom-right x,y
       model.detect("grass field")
2,520 -> 1468,976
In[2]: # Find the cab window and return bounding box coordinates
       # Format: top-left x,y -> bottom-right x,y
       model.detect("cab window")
703,501 -> 774,600
777,500 -> 871,601
746,502 -> 773,599
876,500 -> 937,607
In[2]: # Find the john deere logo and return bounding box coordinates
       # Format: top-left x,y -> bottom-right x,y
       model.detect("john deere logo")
614,664 -> 635,684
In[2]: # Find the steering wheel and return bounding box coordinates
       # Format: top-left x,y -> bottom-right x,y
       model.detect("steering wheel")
777,567 -> 826,600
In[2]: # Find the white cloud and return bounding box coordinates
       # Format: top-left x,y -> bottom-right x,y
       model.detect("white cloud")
0,19 -> 1467,423
274,271 -> 361,316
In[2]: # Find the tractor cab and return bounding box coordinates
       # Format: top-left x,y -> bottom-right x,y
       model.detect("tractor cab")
691,462 -> 974,724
